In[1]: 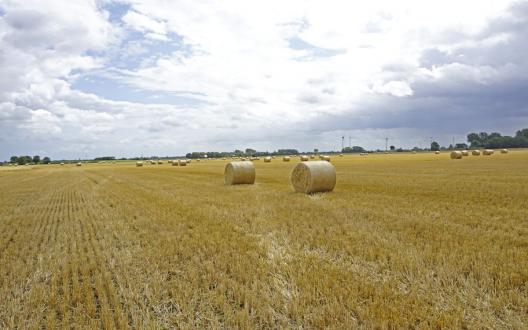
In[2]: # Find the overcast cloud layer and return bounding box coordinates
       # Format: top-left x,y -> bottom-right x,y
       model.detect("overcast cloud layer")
0,0 -> 527,159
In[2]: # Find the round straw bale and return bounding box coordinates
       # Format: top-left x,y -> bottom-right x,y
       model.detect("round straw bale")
300,155 -> 309,161
224,161 -> 255,185
178,160 -> 187,166
283,156 -> 290,162
272,156 -> 276,159
310,155 -> 315,159
60,162 -> 64,165
483,149 -> 494,155
186,159 -> 191,163
339,154 -> 343,157
172,160 -> 178,166
264,156 -> 271,162
291,160 -> 336,194
321,155 -> 331,162
76,162 -> 82,166
472,150 -> 481,156
450,151 -> 462,159
136,161 -> 143,167
435,151 -> 440,154
158,160 -> 163,164
168,160 -> 173,163
413,151 -> 417,154
501,148 -> 508,154
461,150 -> 469,156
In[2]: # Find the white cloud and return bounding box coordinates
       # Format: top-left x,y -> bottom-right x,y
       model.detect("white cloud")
0,0 -> 527,159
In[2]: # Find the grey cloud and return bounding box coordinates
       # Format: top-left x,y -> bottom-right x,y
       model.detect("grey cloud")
309,2 -> 528,141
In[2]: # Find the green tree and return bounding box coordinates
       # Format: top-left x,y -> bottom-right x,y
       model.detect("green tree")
390,145 -> 395,151
10,156 -> 18,164
17,156 -> 32,165
342,146 -> 364,153
32,155 -> 41,164
467,133 -> 480,143
516,128 -> 528,139
42,157 -> 51,164
478,132 -> 489,142
430,141 -> 440,151
245,148 -> 256,155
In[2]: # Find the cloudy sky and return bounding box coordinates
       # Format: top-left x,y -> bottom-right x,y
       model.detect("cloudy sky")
1,0 -> 527,159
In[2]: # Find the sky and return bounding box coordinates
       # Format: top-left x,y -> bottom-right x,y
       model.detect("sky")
0,0 -> 527,159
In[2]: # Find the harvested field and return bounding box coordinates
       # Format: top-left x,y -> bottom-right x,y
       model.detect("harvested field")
1,151 -> 527,328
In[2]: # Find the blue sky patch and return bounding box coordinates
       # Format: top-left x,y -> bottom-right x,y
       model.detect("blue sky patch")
289,36 -> 346,59
72,75 -> 207,106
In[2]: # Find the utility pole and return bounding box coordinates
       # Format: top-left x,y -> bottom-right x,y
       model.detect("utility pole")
385,137 -> 388,151
348,135 -> 351,148
341,136 -> 344,151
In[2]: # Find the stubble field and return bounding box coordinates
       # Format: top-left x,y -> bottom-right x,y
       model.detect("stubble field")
0,151 -> 527,329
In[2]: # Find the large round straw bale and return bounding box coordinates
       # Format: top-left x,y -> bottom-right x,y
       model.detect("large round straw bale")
60,162 -> 65,165
168,160 -> 173,163
501,148 -> 508,154
136,161 -> 143,167
300,155 -> 309,161
224,161 -> 255,185
450,151 -> 462,159
339,154 -> 343,157
461,150 -> 469,156
178,160 -> 187,166
264,156 -> 271,162
321,155 -> 331,162
291,160 -> 336,194
310,155 -> 315,159
435,151 -> 440,154
76,162 -> 82,166
283,156 -> 290,162
472,150 -> 481,156
172,160 -> 178,166
483,149 -> 494,155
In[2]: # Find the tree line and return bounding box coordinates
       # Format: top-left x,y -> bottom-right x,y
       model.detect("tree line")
467,128 -> 528,149
8,155 -> 51,165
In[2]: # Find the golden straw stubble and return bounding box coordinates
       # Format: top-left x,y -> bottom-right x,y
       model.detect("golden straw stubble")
291,160 -> 336,194
224,161 -> 255,185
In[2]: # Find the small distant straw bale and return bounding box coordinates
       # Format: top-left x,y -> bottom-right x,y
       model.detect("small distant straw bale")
136,161 -> 143,167
283,156 -> 290,162
472,150 -> 481,156
450,151 -> 462,159
300,155 -> 309,161
291,160 -> 336,194
264,156 -> 271,162
224,161 -> 255,185
501,149 -> 508,154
